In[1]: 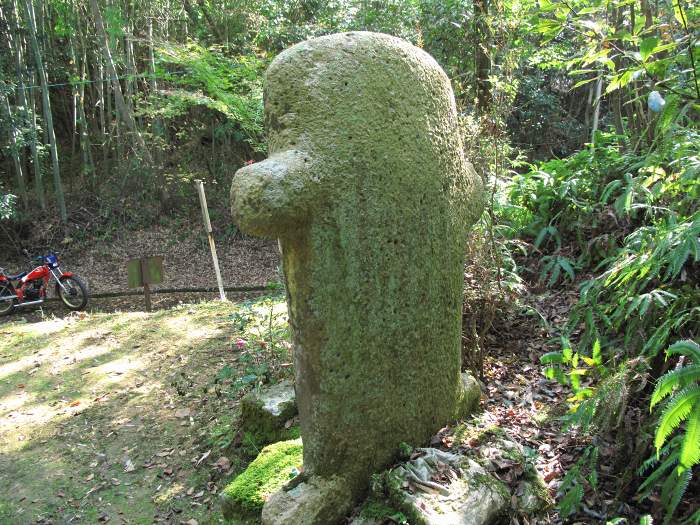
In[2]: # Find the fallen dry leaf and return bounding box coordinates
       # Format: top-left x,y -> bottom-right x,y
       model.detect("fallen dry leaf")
213,456 -> 230,471
195,449 -> 211,467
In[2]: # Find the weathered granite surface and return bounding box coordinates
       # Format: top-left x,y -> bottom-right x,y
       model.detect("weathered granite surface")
240,379 -> 298,445
231,31 -> 485,524
386,448 -> 509,525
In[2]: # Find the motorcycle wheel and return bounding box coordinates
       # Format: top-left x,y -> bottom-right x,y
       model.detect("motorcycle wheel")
56,276 -> 89,311
0,283 -> 15,316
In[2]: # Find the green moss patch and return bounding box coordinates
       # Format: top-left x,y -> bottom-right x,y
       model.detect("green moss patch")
221,439 -> 303,520
358,498 -> 408,524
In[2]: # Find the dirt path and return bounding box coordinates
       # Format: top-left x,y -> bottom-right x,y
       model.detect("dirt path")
0,290 -> 269,325
0,295 -> 291,524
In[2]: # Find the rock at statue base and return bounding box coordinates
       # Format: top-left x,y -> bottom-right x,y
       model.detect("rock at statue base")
230,30 -> 485,525
221,438 -> 302,522
240,379 -> 298,447
385,448 -> 509,525
474,437 -> 552,516
261,475 -> 354,525
354,432 -> 551,525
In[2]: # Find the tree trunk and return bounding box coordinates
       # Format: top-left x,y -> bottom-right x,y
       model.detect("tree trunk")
78,46 -> 95,186
28,75 -> 45,210
89,0 -> 152,164
4,0 -> 35,209
69,37 -> 79,159
590,75 -> 603,147
96,58 -> 108,175
24,0 -> 67,224
1,91 -> 29,211
149,17 -> 164,165
611,7 -> 626,145
474,0 -> 491,111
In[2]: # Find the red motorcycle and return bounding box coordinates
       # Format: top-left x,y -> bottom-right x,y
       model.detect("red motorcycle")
0,251 -> 89,315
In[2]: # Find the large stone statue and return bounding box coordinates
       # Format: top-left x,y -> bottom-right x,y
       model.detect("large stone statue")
230,31 -> 484,524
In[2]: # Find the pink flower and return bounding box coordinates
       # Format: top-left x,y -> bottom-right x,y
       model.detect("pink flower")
244,159 -> 254,165
235,338 -> 247,350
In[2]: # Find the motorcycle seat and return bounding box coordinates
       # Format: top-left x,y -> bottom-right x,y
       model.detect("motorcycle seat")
6,272 -> 27,281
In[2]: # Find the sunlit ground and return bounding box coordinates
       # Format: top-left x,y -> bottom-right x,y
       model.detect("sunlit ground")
0,297 -> 290,524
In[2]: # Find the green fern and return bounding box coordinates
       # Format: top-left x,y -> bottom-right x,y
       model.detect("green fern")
652,340 -> 700,470
679,402 -> 700,470
639,340 -> 700,524
655,386 -> 698,465
651,366 -> 700,410
666,340 -> 700,363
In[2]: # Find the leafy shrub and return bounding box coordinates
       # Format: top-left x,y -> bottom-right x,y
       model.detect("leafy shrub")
522,71 -> 699,520
153,41 -> 266,151
0,190 -> 16,220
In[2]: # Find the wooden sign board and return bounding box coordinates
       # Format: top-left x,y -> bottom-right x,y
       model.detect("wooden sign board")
127,256 -> 164,288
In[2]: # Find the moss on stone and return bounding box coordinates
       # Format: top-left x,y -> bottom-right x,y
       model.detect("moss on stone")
230,31 -> 485,524
231,25 -> 483,475
520,465 -> 554,513
358,498 -> 408,523
221,439 -> 303,520
473,472 -> 511,502
240,380 -> 298,449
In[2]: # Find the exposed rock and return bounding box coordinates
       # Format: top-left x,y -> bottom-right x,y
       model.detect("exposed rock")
386,448 -> 508,525
471,436 -> 553,516
220,438 -> 302,522
515,478 -> 550,514
240,379 -> 298,446
230,30 -> 484,525
459,372 -> 482,416
261,475 -> 354,525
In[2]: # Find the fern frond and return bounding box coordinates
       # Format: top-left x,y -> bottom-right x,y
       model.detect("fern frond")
679,402 -> 700,470
655,386 -> 700,453
650,365 -> 700,409
666,340 -> 700,364
660,468 -> 691,525
683,507 -> 700,525
638,450 -> 680,495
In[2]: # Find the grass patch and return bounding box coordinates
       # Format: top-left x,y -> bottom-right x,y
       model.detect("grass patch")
0,295 -> 292,523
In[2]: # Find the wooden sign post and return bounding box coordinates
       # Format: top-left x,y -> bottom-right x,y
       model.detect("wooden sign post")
195,180 -> 226,301
127,256 -> 164,311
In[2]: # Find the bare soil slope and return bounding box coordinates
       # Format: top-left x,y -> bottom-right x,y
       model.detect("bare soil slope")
2,225 -> 280,294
